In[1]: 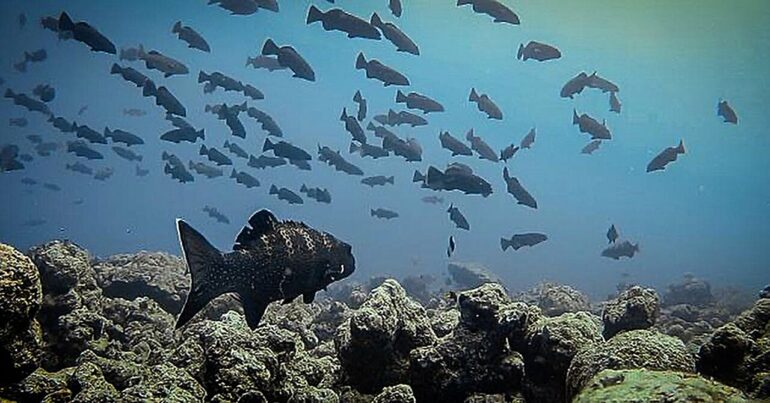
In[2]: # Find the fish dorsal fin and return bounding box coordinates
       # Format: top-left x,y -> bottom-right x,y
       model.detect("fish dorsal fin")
234,209 -> 278,250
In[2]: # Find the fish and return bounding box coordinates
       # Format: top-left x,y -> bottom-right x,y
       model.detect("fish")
4,89 -> 52,116
601,240 -> 639,260
350,142 -> 389,159
341,108 -> 367,143
300,185 -> 332,204
439,131 -> 473,156
32,84 -> 55,102
123,108 -> 147,117
457,0 -> 520,24
78,105 -> 88,116
112,146 -> 143,162
469,88 -> 502,120
93,167 -> 114,181
355,53 -> 410,86
119,45 -> 143,61
447,236 -> 455,258
246,55 -> 286,71
172,21 -> 210,52
501,233 -> 548,251
224,140 -> 249,159
166,114 -> 193,129
143,81 -> 187,117
646,140 -> 685,173
422,195 -> 444,204
198,71 -> 244,93
318,145 -> 364,175
367,122 -> 400,143
0,145 -> 24,172
138,48 -> 188,77
607,224 -> 618,244
135,165 -> 149,177
35,142 -> 59,157
373,113 -> 390,126
40,16 -> 64,35
247,107 -> 283,137
307,5 -> 381,39
203,206 -> 230,224
175,209 -> 354,329
49,116 -> 75,132
57,12 -> 116,54
21,177 -> 38,186
261,39 -> 315,81
105,127 -> 144,146
248,154 -> 287,169
200,145 -> 233,166
585,72 -> 619,93
396,90 -> 443,114
370,12 -> 419,55
351,91 -> 368,123
231,169 -> 260,188
164,161 -> 194,183
19,13 -> 27,29
43,183 -> 61,191
242,84 -> 264,101
161,127 -> 204,144
25,49 -> 47,63
66,140 -> 103,160
361,175 -> 394,187
74,123 -> 107,144
371,208 -> 398,219
389,0 -> 403,17
447,204 -> 470,230
572,109 -> 612,140
386,109 -> 428,127
289,159 -> 312,171
382,136 -> 422,162
500,144 -> 519,162
269,185 -> 303,204
10,118 -> 29,127
517,41 -> 561,62
189,161 -> 224,179
581,140 -> 602,155
609,92 -> 622,114
111,63 -> 151,87
208,0 -> 258,15
503,167 -> 537,209
417,164 -> 492,196
263,138 -> 312,161
717,100 -> 737,124
214,104 -> 247,138
560,72 -> 589,99
466,129 -> 499,162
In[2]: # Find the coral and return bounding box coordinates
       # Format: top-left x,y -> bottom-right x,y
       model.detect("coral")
517,282 -> 591,316
602,286 -> 660,338
566,329 -> 695,398
663,274 -> 713,307
446,261 -> 503,290
372,384 -> 416,403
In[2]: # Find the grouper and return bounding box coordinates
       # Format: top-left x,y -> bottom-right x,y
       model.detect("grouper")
175,210 -> 355,329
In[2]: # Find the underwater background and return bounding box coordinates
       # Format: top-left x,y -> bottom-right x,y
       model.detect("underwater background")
1,0 -> 769,301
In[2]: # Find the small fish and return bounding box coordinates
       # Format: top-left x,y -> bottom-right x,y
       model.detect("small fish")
172,21 -> 210,52
447,204 -> 470,230
174,209 -> 355,329
203,206 -> 230,224
166,114 -> 192,129
231,169 -> 260,188
110,63 -> 150,87
371,208 -> 398,219
189,161 -> 223,179
396,90 -> 443,114
609,92 -> 621,114
66,140 -> 103,160
248,154 -> 287,169
585,72 -> 619,93
503,167 -> 537,209
93,167 -> 114,181
318,145 -> 364,176
105,127 -> 144,146
500,144 -> 519,162
353,90 -> 367,121
62,162 -> 91,176
269,185 -> 303,204
138,48 -> 188,77
581,140 -> 602,155
517,41 -> 561,62
35,142 -> 59,157
389,0 -> 403,17
370,12 -> 419,55
572,109 -> 611,140
361,175 -> 394,187
5,89 -> 52,116
119,45 -> 143,61
32,84 -> 55,102
77,105 -> 88,116
264,138 -> 311,161
421,195 -> 444,204
123,108 -> 147,117
646,140 -> 685,173
143,81 -> 186,117
74,123 -> 107,144
200,145 -> 233,166
382,136 -> 422,162
601,240 -> 639,260
466,129 -> 499,162
199,71 -> 244,93
49,116 -> 75,132
341,108 -> 367,143
560,72 -> 589,99
18,154 -> 33,162
261,39 -> 315,81
717,100 -> 737,124
223,140 -> 249,159
355,53 -> 409,86
447,236 -> 455,258
207,0 -> 258,15
164,155 -> 194,183
350,142 -> 389,159
43,183 -> 61,191
135,165 -> 149,177
112,146 -> 143,162
57,12 -> 116,54
469,88 -> 502,120
11,118 -> 29,127
300,185 -> 331,204
21,177 -> 37,185
247,107 -> 283,137
607,224 -> 618,244
386,109 -> 428,127
246,55 -> 286,71
501,233 -> 547,251
457,0 -> 520,25
289,159 -> 312,171
307,5 -> 381,40
439,131 -> 473,157
161,127 -> 204,144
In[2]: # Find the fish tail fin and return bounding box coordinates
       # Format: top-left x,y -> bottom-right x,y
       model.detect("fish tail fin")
500,238 -> 511,251
349,142 -> 360,154
245,56 -> 255,67
307,5 -> 323,24
5,88 -> 15,98
465,128 -> 474,141
353,90 -> 362,102
635,243 -> 640,253
340,107 -> 347,121
469,88 -> 478,102
355,53 -> 367,70
199,144 -> 207,155
396,90 -> 406,103
162,151 -> 170,160
269,184 -> 278,194
387,176 -> 394,184
172,21 -> 182,33
263,138 -> 273,152
110,63 -> 121,74
300,184 -> 307,192
175,219 -> 226,329
58,12 -> 74,31
572,109 -> 579,125
198,70 -> 209,83
188,161 -> 194,170
503,166 -> 511,181
262,38 -> 279,56
164,163 -> 172,175
517,43 -> 524,60
412,170 -> 425,183
224,140 -> 230,148
676,140 -> 685,154
457,0 -> 472,5
370,12 -> 382,28
103,127 -> 112,138
197,130 -> 205,141
142,80 -> 157,97
229,169 -> 237,178
366,122 -> 375,131
370,209 -> 376,216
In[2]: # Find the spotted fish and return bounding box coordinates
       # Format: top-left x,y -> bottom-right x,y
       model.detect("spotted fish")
175,209 -> 356,329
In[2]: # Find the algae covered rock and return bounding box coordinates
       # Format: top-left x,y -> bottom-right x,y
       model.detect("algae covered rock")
519,282 -> 591,316
663,273 -> 713,307
372,384 -> 416,403
602,285 -> 660,338
566,329 -> 695,398
573,369 -> 747,402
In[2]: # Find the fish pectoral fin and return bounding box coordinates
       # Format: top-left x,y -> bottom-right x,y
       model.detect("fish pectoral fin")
303,292 -> 316,304
240,292 -> 269,330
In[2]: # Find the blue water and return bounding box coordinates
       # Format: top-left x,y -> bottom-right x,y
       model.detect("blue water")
1,0 -> 768,297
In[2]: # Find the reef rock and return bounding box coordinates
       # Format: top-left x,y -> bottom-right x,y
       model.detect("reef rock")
566,329 -> 696,399
574,369 -> 747,402
336,279 -> 436,393
518,282 -> 591,316
602,286 -> 660,338
447,261 -> 502,290
663,273 -> 713,307
372,384 -> 416,403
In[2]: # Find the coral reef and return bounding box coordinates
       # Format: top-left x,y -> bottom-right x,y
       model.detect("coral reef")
446,261 -> 502,290
516,282 -> 591,316
663,273 -> 713,307
601,285 -> 660,338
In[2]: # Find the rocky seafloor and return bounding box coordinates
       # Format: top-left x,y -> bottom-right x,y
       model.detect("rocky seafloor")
1,240 -> 768,402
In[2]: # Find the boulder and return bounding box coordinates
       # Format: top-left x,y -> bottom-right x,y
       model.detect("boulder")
602,286 -> 660,338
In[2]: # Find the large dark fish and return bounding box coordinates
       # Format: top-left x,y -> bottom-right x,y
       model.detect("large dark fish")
500,144 -> 519,162
387,109 -> 427,127
105,127 -> 144,146
189,161 -> 224,179
307,5 -> 381,39
66,162 -> 93,175
355,53 -> 409,86
367,122 -> 399,143
161,127 -> 204,144
341,108 -> 367,143
199,71 -> 243,93
350,142 -> 389,159
601,240 -> 639,260
517,41 -> 561,62
646,140 -> 685,173
112,146 -> 143,162
501,233 -> 547,251
67,140 -> 103,160
74,123 -> 107,144
361,175 -> 394,187
5,89 -> 52,116
560,72 -> 589,99
208,0 -> 258,15
417,164 -> 492,196
503,167 -> 536,209
264,138 -> 311,161
57,12 -> 116,54
466,129 -> 499,162
172,21 -> 210,52
370,12 -> 419,55
200,145 -> 233,166
262,39 -> 315,81
49,116 -> 75,133
371,208 -> 398,219
396,90 -> 443,114
110,63 -> 150,87
318,145 -> 364,175
353,91 -> 367,121
607,224 -> 618,244
382,136 -> 422,162
143,81 -> 187,117
215,104 -> 247,138
439,131 -> 473,156
231,169 -> 260,188
138,48 -> 189,77
469,88 -> 502,120
457,0 -> 520,25
585,72 -> 619,93
248,154 -> 287,169
572,109 -> 611,140
247,107 -> 283,137
447,204 -> 470,230
289,159 -> 312,171
270,185 -> 303,204
175,210 -> 354,328
224,140 -> 249,159
717,100 -> 737,124
165,163 -> 194,183
300,185 -> 332,204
